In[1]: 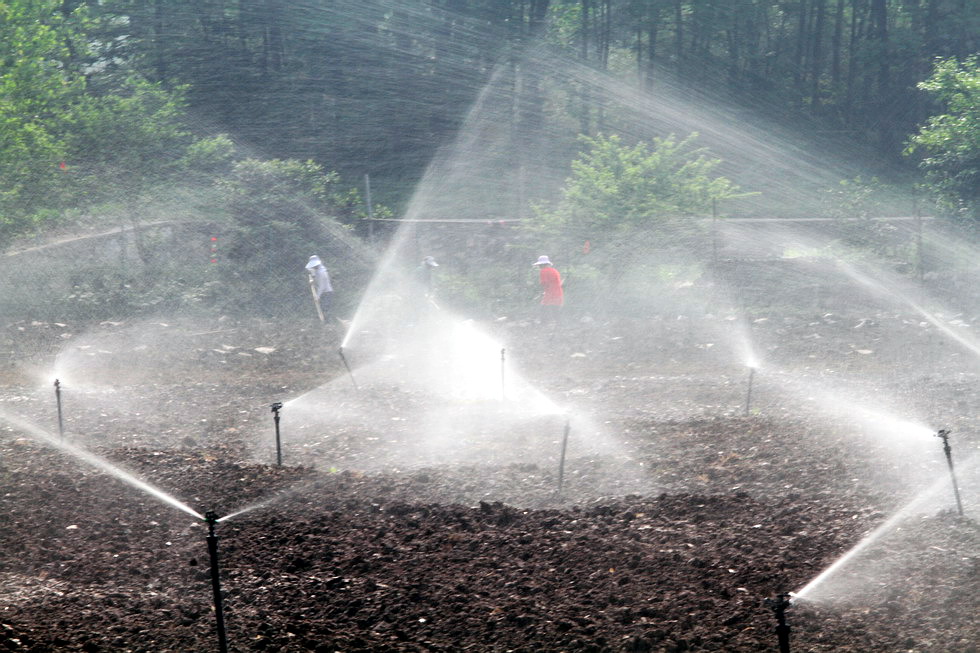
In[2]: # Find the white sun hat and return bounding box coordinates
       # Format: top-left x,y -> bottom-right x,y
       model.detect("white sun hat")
305,255 -> 322,269
532,255 -> 552,266
423,256 -> 439,267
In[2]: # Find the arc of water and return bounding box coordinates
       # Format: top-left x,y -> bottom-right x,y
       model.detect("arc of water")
793,457 -> 975,602
834,258 -> 980,360
0,411 -> 204,521
217,495 -> 282,524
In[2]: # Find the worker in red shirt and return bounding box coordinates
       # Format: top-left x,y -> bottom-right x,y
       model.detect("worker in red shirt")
532,255 -> 563,322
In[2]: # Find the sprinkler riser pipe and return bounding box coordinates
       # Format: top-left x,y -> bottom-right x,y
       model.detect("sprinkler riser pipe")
937,430 -> 964,516
766,594 -> 792,653
744,367 -> 755,417
271,402 -> 283,467
338,347 -> 359,390
557,419 -> 570,496
205,522 -> 229,653
54,379 -> 64,439
274,415 -> 282,466
776,623 -> 791,653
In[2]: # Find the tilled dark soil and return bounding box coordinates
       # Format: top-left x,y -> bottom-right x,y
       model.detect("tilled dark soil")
1,314 -> 978,652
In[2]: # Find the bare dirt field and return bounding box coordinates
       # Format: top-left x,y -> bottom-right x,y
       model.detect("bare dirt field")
1,312 -> 977,652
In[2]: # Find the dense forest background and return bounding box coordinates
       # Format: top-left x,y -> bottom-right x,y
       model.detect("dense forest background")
103,3 -> 973,163
3,1 -> 978,220
95,0 -> 979,206
1,0 -> 978,318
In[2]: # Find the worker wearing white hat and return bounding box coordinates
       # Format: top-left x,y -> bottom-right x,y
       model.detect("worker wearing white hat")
305,255 -> 333,321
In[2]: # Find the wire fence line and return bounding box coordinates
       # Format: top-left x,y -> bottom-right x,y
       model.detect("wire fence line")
0,213 -> 975,326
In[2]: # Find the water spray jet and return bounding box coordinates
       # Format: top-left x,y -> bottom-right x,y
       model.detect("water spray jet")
792,462 -> 973,603
271,402 -> 283,466
53,379 -> 65,438
204,511 -> 229,653
764,593 -> 792,653
338,346 -> 359,390
935,429 -> 964,516
0,411 -> 204,521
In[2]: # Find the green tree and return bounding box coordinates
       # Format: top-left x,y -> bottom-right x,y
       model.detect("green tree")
62,78 -> 234,204
905,55 -> 980,222
526,132 -> 747,311
534,132 -> 743,257
216,158 -> 374,313
0,0 -> 86,236
0,0 -> 237,242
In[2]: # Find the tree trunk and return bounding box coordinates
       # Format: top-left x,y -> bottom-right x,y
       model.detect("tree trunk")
262,0 -> 284,74
793,0 -> 809,89
581,0 -> 590,60
579,0 -> 592,133
646,18 -> 658,90
153,0 -> 167,82
599,0 -> 611,70
810,0 -> 827,107
870,0 -> 888,91
844,0 -> 863,121
831,0 -> 844,85
674,0 -> 683,64
869,0 -> 890,148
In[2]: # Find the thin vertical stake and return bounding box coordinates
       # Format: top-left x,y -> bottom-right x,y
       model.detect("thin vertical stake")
365,174 -> 374,241
54,379 -> 64,438
744,367 -> 755,416
205,513 -> 229,653
915,194 -> 924,285
557,418 -> 571,496
937,430 -> 964,516
272,402 -> 283,466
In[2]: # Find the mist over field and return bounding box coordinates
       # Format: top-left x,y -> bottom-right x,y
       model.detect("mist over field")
2,2 -> 978,652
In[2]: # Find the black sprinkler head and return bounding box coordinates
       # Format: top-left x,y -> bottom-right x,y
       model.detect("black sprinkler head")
204,511 -> 220,526
765,593 -> 792,616
271,401 -> 283,413
765,593 -> 793,653
935,428 -> 964,516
